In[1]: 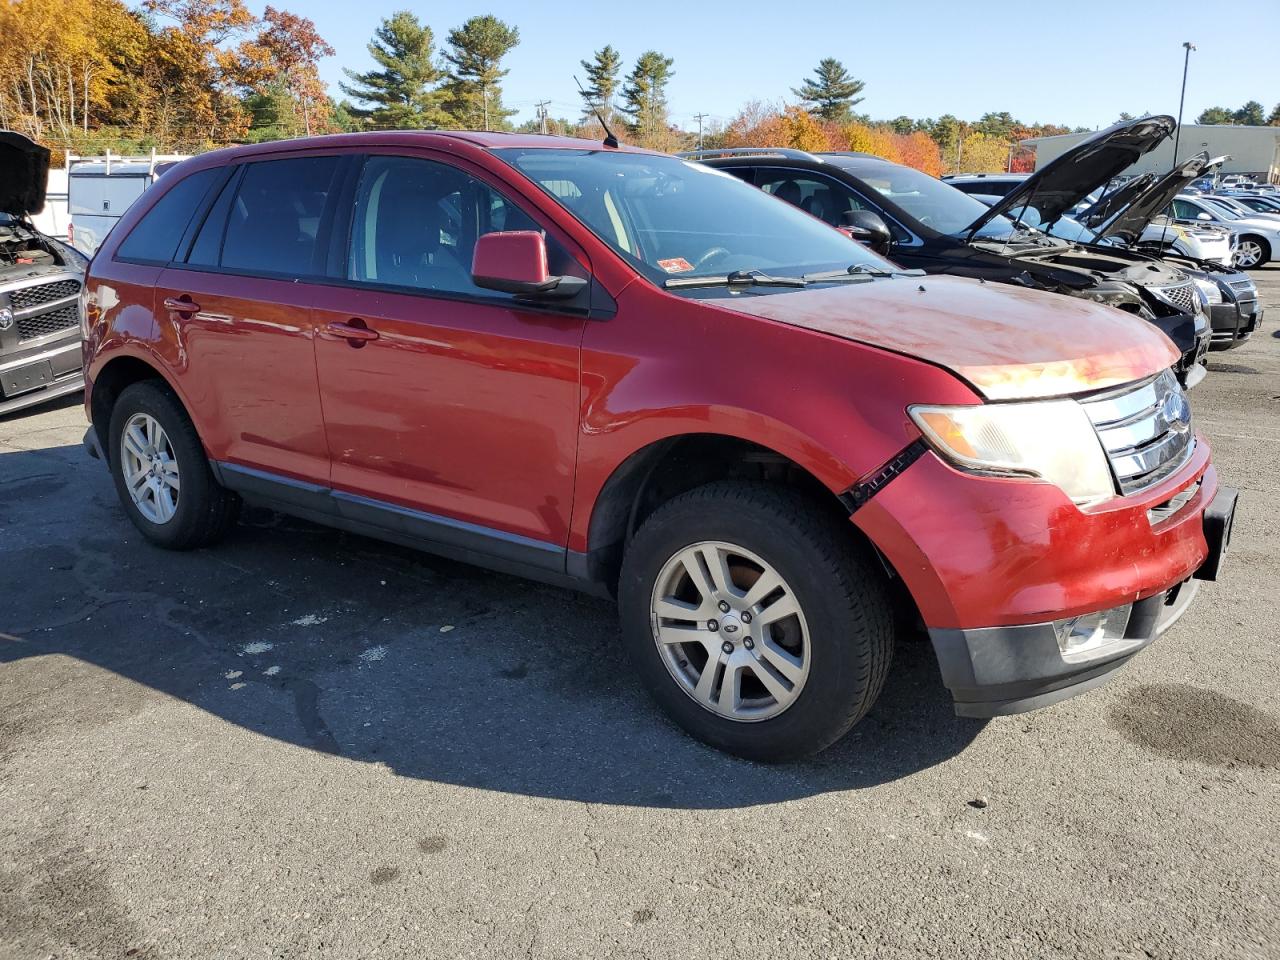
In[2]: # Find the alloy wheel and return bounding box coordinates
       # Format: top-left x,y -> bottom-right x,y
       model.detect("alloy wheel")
120,412 -> 180,524
1235,240 -> 1264,268
650,540 -> 810,722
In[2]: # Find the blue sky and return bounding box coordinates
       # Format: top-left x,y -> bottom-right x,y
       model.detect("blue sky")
237,0 -> 1279,130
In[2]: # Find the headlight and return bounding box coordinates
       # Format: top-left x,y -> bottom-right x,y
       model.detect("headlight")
1192,276 -> 1223,304
909,400 -> 1115,506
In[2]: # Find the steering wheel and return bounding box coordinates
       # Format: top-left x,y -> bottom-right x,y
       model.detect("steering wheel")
693,246 -> 731,270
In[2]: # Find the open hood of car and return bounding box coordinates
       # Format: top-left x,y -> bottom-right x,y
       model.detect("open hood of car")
1093,153 -> 1229,245
1077,172 -> 1158,228
963,115 -> 1175,240
709,275 -> 1180,401
0,130 -> 49,217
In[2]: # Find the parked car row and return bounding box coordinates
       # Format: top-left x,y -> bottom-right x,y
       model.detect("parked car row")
59,122 -> 1237,759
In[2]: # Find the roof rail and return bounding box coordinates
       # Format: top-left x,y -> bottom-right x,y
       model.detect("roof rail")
677,146 -> 824,163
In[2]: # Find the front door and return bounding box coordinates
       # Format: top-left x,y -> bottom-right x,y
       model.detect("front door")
312,153 -> 589,550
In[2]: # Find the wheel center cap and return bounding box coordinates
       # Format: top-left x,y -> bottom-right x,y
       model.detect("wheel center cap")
720,613 -> 743,641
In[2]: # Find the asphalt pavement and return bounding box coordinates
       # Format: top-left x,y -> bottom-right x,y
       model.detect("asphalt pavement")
2,269 -> 1278,960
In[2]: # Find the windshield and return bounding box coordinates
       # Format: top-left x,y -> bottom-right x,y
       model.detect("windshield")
838,160 -> 1017,239
493,148 -> 895,289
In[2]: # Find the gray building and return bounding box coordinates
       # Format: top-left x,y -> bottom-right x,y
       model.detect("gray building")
1020,124 -> 1280,182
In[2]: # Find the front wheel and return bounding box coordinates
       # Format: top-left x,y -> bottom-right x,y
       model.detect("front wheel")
617,482 -> 894,761
1234,235 -> 1270,269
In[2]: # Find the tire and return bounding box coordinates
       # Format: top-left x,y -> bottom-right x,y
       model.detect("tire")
1234,235 -> 1270,270
107,380 -> 240,549
617,481 -> 894,762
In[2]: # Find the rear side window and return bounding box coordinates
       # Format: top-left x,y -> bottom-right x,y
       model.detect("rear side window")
115,168 -> 219,263
219,157 -> 340,277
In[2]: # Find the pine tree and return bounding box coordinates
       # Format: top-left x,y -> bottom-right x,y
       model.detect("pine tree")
620,50 -> 674,143
442,15 -> 519,131
339,11 -> 449,129
579,45 -> 622,123
1269,103 -> 1280,126
1197,106 -> 1235,125
1234,100 -> 1266,126
792,58 -> 864,123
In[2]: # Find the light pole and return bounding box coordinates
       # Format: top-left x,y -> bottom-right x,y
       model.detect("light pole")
1171,42 -> 1195,168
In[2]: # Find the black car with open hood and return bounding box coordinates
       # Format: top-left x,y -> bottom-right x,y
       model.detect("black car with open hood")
1081,153 -> 1261,350
686,115 -> 1210,388
0,131 -> 88,416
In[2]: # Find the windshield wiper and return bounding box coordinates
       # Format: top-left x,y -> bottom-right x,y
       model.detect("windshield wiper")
663,268 -> 808,289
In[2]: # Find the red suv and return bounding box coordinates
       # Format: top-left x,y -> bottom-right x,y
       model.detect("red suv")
82,133 -> 1236,760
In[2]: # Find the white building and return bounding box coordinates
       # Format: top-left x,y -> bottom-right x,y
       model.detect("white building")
1020,124 -> 1280,183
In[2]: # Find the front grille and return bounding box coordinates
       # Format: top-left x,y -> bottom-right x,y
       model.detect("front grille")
16,302 -> 79,342
7,278 -> 80,311
1081,369 -> 1195,496
1151,281 -> 1198,315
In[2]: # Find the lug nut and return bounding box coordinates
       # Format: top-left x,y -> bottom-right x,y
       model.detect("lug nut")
741,612 -> 752,624
744,638 -> 755,650
707,619 -> 719,631
721,641 -> 734,654
718,600 -> 731,613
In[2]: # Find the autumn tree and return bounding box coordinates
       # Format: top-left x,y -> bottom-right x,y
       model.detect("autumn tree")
442,15 -> 520,130
721,100 -> 786,148
792,58 -> 864,123
341,11 -> 449,129
620,50 -> 674,146
780,107 -> 830,151
236,6 -> 335,137
579,45 -> 623,125
1270,103 -> 1280,126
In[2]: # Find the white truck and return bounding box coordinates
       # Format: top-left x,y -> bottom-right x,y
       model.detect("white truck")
66,150 -> 188,254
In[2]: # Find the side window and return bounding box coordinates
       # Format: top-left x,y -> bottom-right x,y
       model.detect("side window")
347,155 -> 582,296
758,172 -> 867,226
1171,199 -> 1200,220
220,156 -> 340,277
185,169 -> 240,268
115,168 -> 219,264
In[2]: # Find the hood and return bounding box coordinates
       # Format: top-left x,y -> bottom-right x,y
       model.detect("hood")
0,131 -> 49,217
1077,173 -> 1158,228
711,276 -> 1180,401
1094,154 -> 1228,245
965,115 -> 1175,240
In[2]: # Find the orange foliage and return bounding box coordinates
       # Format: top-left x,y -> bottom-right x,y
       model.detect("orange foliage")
898,131 -> 942,176
780,106 -> 830,151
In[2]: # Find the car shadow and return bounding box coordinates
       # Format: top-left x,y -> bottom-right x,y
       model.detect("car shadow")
0,442 -> 986,809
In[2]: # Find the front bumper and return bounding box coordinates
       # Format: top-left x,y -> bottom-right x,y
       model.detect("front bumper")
0,337 -> 84,417
1208,300 -> 1263,350
928,484 -> 1237,717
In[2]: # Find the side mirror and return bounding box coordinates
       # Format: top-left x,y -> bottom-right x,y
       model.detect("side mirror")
840,209 -> 893,255
1196,211 -> 1212,221
471,231 -> 586,299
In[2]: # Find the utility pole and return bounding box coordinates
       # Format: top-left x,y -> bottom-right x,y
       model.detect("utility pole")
1172,42 -> 1196,168
536,100 -> 551,135
693,112 -> 708,151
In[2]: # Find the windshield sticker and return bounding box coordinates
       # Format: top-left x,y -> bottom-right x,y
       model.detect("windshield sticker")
657,257 -> 694,273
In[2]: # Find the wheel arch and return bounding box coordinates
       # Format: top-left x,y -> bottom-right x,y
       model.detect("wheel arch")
576,432 -> 866,595
89,352 -> 187,455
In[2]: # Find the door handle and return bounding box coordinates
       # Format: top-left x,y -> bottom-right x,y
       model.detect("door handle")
162,296 -> 200,315
321,319 -> 380,344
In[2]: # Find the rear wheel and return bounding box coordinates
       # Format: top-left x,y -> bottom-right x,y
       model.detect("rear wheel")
1234,235 -> 1270,269
618,482 -> 894,761
107,381 -> 239,549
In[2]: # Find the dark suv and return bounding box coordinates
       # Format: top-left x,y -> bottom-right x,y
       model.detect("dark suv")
690,117 -> 1210,387
0,132 -> 87,415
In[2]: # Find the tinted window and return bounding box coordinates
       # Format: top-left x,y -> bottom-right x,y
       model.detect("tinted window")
838,159 -> 1018,240
347,155 -> 581,296
115,168 -> 219,263
221,156 -> 340,276
185,170 -> 240,267
756,171 -> 868,226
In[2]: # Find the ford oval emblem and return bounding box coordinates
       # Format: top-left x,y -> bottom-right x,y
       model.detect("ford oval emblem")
0,307 -> 12,332
1162,390 -> 1191,432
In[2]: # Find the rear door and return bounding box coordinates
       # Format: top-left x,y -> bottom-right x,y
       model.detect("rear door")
153,153 -> 347,483
310,151 -> 589,550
